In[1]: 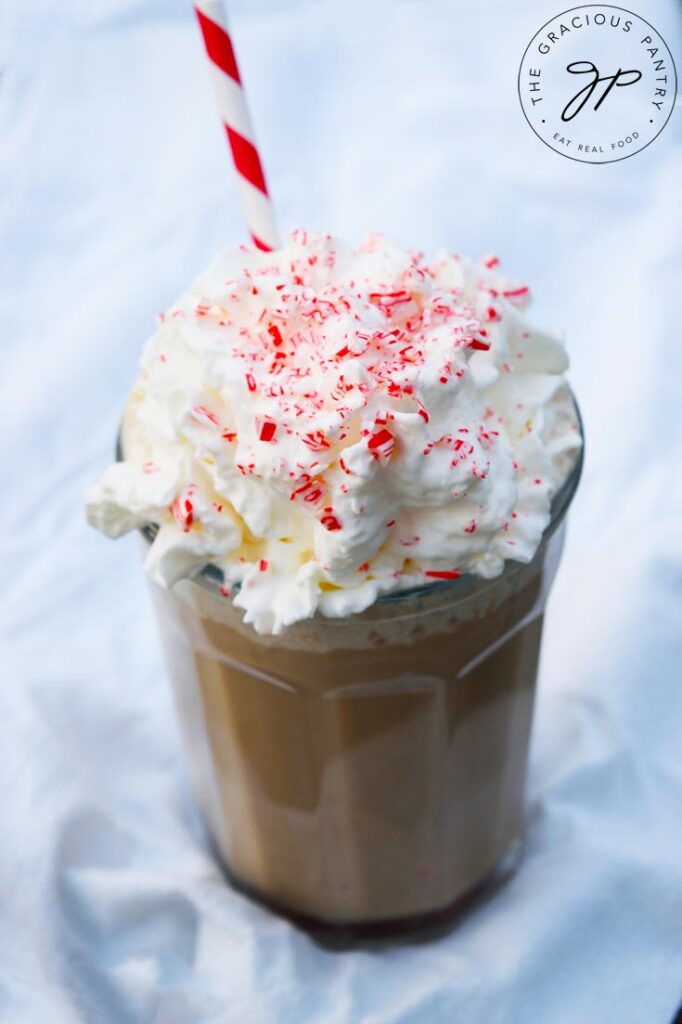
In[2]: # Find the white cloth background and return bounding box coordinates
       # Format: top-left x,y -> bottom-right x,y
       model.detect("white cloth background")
1,1 -> 681,1021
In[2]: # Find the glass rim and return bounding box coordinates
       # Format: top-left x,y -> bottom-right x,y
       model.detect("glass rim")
121,393 -> 584,606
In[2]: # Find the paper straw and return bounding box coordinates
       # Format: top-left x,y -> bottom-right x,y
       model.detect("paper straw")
194,1 -> 279,251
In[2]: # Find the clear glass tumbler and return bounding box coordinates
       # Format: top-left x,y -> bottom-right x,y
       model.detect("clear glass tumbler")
147,436 -> 582,935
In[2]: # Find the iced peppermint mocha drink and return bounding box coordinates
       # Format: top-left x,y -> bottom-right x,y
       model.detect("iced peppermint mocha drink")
87,231 -> 582,930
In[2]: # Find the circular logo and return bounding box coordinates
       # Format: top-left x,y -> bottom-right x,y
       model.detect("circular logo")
518,5 -> 677,163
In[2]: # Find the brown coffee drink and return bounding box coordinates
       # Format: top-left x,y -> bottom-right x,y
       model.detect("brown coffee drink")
150,508 -> 570,931
86,234 -> 584,933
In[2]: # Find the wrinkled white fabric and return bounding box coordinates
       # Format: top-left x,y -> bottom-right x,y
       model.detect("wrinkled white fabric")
86,232 -> 580,633
2,1 -> 682,1023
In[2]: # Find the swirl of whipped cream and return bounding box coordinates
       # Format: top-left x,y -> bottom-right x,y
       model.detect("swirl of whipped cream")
86,231 -> 581,634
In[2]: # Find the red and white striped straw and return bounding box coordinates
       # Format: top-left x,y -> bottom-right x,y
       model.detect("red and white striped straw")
194,1 -> 279,251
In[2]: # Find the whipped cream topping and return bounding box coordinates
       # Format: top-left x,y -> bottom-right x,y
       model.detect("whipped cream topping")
86,231 -> 581,634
